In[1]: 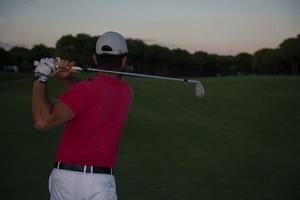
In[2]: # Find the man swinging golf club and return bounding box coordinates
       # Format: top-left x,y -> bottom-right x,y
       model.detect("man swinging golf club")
32,31 -> 133,200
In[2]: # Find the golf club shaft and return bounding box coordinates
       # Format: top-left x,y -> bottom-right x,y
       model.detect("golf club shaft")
74,66 -> 205,97
78,67 -> 201,84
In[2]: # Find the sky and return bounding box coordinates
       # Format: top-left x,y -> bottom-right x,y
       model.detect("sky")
0,0 -> 299,55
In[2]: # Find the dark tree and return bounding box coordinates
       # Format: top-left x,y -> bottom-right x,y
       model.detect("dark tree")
1,33 -> 299,76
235,53 -> 253,74
56,34 -> 97,66
279,35 -> 300,75
9,47 -> 31,72
30,44 -> 55,63
253,48 -> 284,74
0,48 -> 11,69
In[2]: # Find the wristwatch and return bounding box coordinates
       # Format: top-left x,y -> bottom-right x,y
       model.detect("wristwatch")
34,74 -> 48,83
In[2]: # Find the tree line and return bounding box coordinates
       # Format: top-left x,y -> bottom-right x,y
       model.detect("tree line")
0,33 -> 299,76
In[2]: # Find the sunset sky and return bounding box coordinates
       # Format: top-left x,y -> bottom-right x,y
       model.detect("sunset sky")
0,0 -> 299,55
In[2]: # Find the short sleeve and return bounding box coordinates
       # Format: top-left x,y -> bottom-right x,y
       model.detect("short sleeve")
58,82 -> 88,116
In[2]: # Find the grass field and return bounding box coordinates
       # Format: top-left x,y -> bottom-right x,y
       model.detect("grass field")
1,73 -> 300,200
0,72 -> 31,82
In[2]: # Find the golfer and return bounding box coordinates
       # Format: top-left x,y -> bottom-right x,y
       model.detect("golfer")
32,31 -> 133,200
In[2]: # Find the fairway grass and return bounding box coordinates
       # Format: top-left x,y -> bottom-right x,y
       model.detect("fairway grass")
1,74 -> 300,200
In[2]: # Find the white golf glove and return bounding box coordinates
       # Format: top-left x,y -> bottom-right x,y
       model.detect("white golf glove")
34,57 -> 60,76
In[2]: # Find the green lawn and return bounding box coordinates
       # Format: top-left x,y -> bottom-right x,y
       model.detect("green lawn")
1,73 -> 300,200
0,72 -> 31,82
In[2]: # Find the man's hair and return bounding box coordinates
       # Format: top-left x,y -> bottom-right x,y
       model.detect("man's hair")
95,53 -> 127,71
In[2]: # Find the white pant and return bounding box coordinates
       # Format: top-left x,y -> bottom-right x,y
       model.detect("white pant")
49,169 -> 117,200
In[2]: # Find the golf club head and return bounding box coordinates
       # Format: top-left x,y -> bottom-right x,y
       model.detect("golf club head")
195,82 -> 205,97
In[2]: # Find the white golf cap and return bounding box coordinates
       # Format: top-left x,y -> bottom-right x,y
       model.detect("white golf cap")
96,31 -> 128,55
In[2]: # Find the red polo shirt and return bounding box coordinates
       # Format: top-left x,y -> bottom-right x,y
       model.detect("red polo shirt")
56,74 -> 133,168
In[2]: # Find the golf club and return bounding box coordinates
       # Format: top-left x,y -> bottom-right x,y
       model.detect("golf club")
34,58 -> 205,97
72,66 -> 205,98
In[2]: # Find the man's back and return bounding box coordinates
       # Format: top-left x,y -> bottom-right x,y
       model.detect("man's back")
32,31 -> 131,199
57,74 -> 133,168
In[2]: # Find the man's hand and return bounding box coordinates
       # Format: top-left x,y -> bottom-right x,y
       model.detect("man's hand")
56,59 -> 76,79
55,58 -> 79,90
34,58 -> 59,77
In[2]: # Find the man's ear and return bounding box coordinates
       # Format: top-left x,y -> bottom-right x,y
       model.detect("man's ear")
121,56 -> 127,70
93,54 -> 98,66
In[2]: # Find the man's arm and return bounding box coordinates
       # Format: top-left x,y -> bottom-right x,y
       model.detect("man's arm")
32,81 -> 74,130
